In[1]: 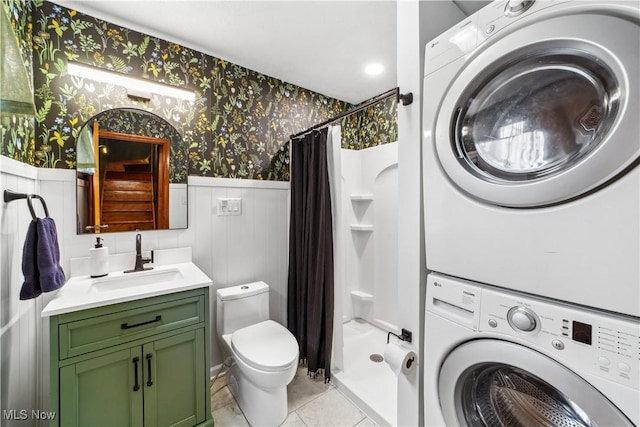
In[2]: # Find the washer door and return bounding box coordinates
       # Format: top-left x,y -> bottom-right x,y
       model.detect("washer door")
435,8 -> 639,207
439,340 -> 632,427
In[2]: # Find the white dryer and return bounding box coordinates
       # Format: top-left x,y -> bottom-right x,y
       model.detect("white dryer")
422,0 -> 640,316
424,272 -> 640,427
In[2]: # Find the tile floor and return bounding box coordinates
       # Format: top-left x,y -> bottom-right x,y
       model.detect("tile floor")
211,366 -> 378,427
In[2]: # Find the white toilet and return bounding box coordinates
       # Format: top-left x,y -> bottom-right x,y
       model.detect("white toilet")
216,281 -> 299,426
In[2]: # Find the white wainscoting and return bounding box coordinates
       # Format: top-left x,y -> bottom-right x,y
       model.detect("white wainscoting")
1,156 -> 291,417
188,177 -> 290,365
1,157 -> 45,425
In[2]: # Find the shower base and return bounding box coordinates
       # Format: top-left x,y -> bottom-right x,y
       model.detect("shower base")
333,319 -> 397,425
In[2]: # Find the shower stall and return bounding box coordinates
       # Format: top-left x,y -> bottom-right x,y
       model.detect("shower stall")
328,128 -> 399,426
289,89 -> 399,424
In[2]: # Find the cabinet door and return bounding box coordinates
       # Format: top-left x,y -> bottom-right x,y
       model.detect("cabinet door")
143,329 -> 206,427
59,347 -> 144,427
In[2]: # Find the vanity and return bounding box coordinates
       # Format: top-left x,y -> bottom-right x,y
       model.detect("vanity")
42,247 -> 214,427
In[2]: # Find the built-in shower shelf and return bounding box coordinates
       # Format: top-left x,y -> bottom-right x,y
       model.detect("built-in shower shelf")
351,224 -> 374,231
350,290 -> 373,302
350,194 -> 374,202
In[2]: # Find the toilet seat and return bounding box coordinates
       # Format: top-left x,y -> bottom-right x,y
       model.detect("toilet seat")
231,320 -> 299,372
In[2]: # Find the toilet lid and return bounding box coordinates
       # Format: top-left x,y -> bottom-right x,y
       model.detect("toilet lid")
231,320 -> 299,372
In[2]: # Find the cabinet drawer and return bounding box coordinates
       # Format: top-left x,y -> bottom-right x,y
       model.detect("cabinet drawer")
59,294 -> 205,359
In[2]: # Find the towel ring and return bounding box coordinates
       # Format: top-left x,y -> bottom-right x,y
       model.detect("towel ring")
3,190 -> 50,220
26,194 -> 50,219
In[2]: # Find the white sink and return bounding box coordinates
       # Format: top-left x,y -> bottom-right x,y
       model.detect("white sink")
41,260 -> 212,317
89,268 -> 184,293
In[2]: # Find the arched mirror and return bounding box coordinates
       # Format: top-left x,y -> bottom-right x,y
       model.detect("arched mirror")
76,108 -> 188,234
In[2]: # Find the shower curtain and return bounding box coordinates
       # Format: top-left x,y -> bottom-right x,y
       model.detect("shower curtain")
287,127 -> 334,382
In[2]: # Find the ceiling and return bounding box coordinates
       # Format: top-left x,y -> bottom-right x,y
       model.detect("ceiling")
53,1 -> 490,104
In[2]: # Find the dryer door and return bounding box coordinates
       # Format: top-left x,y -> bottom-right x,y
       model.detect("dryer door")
438,340 -> 632,427
435,7 -> 639,207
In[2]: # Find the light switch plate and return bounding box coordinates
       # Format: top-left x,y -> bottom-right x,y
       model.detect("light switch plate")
217,198 -> 242,216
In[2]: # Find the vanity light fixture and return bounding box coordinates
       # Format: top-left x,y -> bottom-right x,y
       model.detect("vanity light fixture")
364,63 -> 384,76
66,61 -> 195,102
125,88 -> 152,102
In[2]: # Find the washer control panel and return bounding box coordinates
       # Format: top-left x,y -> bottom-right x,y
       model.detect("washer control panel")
480,287 -> 640,389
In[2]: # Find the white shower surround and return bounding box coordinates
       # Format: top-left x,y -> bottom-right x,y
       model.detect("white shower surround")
330,138 -> 399,426
340,142 -> 399,332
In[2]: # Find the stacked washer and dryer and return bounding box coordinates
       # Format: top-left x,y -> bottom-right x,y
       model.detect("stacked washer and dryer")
422,1 -> 639,426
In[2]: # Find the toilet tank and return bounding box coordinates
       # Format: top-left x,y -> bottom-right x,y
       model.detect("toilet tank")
216,281 -> 270,337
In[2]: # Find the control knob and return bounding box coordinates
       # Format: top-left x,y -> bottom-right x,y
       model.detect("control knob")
504,0 -> 535,17
507,306 -> 539,333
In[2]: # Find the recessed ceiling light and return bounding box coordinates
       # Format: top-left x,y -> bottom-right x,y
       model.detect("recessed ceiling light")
365,63 -> 384,76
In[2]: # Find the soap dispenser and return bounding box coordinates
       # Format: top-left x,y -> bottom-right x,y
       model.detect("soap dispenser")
89,237 -> 109,278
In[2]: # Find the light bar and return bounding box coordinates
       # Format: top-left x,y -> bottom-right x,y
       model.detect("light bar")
67,61 -> 195,102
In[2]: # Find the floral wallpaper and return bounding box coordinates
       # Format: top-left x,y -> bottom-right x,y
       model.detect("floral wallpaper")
0,0 -> 36,164
3,0 -> 397,180
341,96 -> 398,150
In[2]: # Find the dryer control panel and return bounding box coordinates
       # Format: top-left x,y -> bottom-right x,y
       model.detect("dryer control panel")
424,0 -> 573,75
480,287 -> 640,389
477,0 -> 571,46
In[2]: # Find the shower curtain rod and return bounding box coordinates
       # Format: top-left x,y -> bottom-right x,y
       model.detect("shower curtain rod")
290,87 -> 399,140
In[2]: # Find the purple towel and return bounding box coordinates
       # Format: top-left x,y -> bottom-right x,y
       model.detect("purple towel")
19,220 -> 41,300
37,217 -> 65,292
19,217 -> 65,300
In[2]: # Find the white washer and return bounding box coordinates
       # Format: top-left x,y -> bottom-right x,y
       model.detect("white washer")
424,272 -> 640,426
422,0 -> 640,316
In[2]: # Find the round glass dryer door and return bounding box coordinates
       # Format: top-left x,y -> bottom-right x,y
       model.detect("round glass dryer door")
434,11 -> 639,207
455,52 -> 617,183
438,341 -> 633,427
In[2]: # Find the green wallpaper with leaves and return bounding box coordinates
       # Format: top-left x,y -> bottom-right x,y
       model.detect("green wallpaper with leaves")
1,0 -> 36,164
3,1 -> 397,180
342,96 -> 398,150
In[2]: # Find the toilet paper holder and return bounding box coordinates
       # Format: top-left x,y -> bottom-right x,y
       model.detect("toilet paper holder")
387,328 -> 412,344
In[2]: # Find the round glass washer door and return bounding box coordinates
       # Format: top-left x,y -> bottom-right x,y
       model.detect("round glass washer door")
438,340 -> 633,427
434,11 -> 639,207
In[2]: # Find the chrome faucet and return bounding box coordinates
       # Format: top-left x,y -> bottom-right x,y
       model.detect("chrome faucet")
125,233 -> 154,273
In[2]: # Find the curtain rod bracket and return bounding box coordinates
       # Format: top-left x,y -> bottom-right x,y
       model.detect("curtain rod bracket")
398,92 -> 413,106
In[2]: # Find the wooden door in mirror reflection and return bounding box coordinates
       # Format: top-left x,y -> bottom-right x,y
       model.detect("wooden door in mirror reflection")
87,122 -> 169,233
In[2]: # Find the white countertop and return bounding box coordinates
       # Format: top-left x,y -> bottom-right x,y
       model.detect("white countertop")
42,249 -> 212,317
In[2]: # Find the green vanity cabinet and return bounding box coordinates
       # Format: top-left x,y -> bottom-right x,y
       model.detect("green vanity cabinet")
59,346 -> 144,426
49,288 -> 214,427
142,329 -> 207,427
